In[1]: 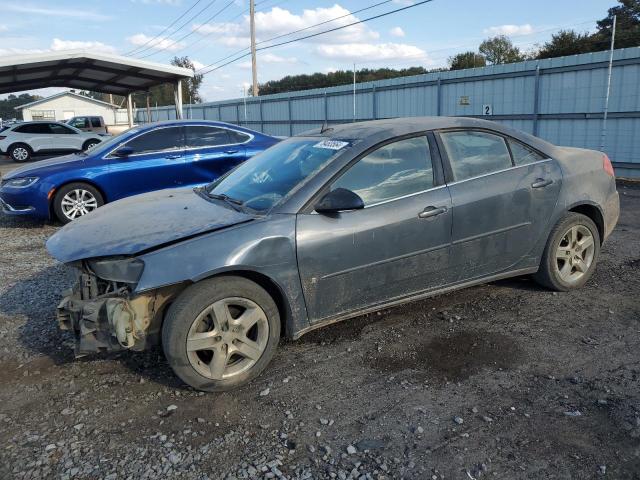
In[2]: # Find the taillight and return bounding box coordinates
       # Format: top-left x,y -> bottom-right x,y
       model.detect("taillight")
602,154 -> 615,177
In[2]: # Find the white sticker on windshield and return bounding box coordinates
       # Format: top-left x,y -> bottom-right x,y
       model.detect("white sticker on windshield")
313,140 -> 349,150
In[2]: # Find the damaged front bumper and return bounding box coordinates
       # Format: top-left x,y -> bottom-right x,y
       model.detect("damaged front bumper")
57,271 -> 176,356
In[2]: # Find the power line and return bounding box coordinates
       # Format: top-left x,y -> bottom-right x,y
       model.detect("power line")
137,0 -> 237,59
130,0 -> 222,58
195,0 -> 393,74
124,0 -> 205,56
198,0 -> 411,76
157,0 -> 288,61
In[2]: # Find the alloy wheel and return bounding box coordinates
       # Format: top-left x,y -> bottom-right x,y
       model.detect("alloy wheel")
12,147 -> 29,161
60,189 -> 99,220
186,297 -> 269,380
555,225 -> 595,284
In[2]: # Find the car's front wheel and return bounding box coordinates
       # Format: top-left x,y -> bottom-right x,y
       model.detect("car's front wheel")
53,182 -> 104,224
534,212 -> 600,291
9,143 -> 32,163
162,276 -> 281,392
82,139 -> 100,151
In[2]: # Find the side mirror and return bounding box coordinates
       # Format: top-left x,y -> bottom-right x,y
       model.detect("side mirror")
315,188 -> 364,214
113,146 -> 133,158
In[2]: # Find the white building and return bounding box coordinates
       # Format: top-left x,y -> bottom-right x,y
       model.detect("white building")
16,91 -> 126,124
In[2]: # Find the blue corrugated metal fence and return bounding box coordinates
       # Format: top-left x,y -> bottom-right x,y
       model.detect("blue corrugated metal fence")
137,47 -> 640,177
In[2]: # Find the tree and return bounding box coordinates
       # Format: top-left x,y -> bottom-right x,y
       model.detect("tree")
536,30 -> 596,59
595,0 -> 640,49
0,93 -> 41,120
133,56 -> 204,107
479,35 -> 525,64
257,66 -> 444,95
449,51 -> 486,70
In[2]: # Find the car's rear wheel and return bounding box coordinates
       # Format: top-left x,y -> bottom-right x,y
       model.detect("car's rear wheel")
162,276 -> 280,392
82,139 -> 101,151
9,143 -> 32,163
53,182 -> 104,224
534,212 -> 600,291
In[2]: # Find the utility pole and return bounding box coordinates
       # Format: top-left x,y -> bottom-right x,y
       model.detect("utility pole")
600,14 -> 616,151
353,63 -> 356,122
250,0 -> 259,97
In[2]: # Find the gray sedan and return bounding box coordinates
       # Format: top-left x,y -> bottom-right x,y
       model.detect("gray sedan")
47,117 -> 620,391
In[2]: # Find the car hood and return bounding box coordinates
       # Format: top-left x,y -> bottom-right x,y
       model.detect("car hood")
46,187 -> 254,263
2,153 -> 86,180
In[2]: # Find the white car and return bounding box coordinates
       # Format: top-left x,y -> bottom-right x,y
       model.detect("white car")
0,121 -> 104,163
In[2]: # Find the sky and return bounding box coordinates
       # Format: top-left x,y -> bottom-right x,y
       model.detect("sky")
0,0 -> 618,102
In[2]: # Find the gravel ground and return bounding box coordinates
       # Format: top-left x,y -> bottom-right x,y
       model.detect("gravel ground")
0,175 -> 638,480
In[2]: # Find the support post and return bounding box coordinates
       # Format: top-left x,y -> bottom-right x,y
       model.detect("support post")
600,14 -> 617,151
324,91 -> 328,124
174,80 -> 183,120
436,77 -> 441,116
532,65 -> 541,136
259,98 -> 264,133
372,85 -> 377,120
288,96 -> 293,137
146,94 -> 152,124
126,93 -> 134,128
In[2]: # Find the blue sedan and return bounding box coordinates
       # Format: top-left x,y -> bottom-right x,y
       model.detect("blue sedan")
0,120 -> 279,223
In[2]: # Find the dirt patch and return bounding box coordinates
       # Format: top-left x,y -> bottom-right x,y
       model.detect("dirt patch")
369,330 -> 523,382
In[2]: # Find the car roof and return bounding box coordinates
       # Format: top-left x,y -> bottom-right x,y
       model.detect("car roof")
299,116 -> 556,152
136,119 -> 266,136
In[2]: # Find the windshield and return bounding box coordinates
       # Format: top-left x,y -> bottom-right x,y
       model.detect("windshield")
88,127 -> 142,154
206,137 -> 351,212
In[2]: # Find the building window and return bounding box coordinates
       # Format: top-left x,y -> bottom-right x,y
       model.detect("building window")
30,110 -> 56,120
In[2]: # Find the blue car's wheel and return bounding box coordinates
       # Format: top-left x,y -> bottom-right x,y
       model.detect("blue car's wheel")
53,182 -> 104,224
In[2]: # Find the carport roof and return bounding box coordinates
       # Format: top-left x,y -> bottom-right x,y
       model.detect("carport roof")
0,50 -> 194,96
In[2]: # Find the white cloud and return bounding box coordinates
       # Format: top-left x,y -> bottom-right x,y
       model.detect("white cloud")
131,0 -> 182,4
316,43 -> 427,62
483,24 -> 534,36
389,26 -> 405,37
0,25 -> 8,33
392,0 -> 415,5
237,53 -> 297,69
50,38 -> 117,54
127,33 -> 185,51
195,5 -> 379,48
0,4 -> 111,21
192,60 -> 205,71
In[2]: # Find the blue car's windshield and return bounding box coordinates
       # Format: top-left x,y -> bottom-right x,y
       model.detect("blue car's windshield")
206,137 -> 351,212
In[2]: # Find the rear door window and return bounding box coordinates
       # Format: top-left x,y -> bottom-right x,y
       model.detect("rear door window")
227,130 -> 251,144
124,127 -> 184,154
49,123 -> 76,134
91,117 -> 103,127
508,139 -> 546,166
440,130 -> 512,181
184,126 -> 231,149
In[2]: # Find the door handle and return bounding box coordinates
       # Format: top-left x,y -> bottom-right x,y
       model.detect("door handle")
531,178 -> 553,188
418,206 -> 447,219
165,154 -> 181,159
224,149 -> 239,154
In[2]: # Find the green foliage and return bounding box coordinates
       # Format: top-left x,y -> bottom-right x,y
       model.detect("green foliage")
258,66 -> 444,95
133,56 -> 204,106
536,30 -> 597,59
479,35 -> 525,65
449,51 -> 487,70
0,93 -> 41,121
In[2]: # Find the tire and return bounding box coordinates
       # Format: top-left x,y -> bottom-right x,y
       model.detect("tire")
162,276 -> 281,392
9,143 -> 32,163
82,139 -> 100,151
52,182 -> 104,224
533,212 -> 600,291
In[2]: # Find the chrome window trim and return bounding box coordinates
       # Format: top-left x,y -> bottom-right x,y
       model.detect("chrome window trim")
105,124 -> 254,159
364,183 -> 446,208
446,158 -> 553,187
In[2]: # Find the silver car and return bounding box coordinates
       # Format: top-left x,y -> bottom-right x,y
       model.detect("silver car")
47,117 -> 620,392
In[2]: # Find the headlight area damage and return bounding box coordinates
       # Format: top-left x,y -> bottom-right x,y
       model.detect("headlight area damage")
57,257 -> 180,355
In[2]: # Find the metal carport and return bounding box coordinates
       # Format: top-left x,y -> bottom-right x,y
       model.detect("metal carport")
0,50 -> 194,127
